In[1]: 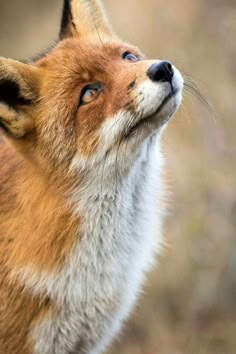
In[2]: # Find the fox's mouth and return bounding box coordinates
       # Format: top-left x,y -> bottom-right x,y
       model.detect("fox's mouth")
124,88 -> 179,138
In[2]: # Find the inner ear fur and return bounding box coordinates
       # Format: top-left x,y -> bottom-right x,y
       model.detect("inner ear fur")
60,0 -> 112,40
0,58 -> 39,138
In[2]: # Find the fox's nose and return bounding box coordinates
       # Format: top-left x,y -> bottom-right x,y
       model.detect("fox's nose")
147,61 -> 174,84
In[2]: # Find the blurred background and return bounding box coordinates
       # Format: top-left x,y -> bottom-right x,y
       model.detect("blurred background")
0,1 -> 235,353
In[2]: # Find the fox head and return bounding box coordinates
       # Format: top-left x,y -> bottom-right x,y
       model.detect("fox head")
0,0 -> 183,187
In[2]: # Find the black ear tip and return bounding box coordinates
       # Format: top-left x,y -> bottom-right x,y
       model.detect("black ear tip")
60,0 -> 73,39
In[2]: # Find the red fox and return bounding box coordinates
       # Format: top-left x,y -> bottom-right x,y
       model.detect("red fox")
0,1 -> 183,353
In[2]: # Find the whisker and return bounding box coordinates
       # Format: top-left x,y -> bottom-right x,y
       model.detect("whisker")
100,150 -> 108,198
103,96 -> 142,137
114,137 -> 123,187
181,71 -> 215,122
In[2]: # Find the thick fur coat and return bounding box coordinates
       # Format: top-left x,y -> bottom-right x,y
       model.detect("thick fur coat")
0,1 -> 183,353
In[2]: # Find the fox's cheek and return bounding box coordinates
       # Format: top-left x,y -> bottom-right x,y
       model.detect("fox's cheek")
133,80 -> 168,117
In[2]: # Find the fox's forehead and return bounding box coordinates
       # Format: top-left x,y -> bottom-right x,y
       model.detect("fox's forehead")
36,37 -> 143,83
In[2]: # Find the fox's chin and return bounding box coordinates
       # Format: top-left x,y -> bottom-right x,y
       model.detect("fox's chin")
124,89 -> 182,141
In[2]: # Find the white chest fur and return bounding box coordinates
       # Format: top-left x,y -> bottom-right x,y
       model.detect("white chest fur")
32,136 -> 165,354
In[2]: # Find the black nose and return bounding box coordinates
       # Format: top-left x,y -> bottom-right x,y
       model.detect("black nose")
147,61 -> 174,84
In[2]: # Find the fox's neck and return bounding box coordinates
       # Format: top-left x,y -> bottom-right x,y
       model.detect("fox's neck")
18,136 -> 164,305
5,136 -> 160,284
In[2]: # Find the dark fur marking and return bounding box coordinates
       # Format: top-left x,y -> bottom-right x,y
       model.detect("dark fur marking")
0,121 -> 22,139
0,121 -> 11,135
30,42 -> 57,63
60,0 -> 73,39
0,79 -> 31,107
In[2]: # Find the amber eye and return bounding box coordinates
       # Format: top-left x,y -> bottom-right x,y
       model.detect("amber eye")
122,52 -> 139,62
80,83 -> 102,106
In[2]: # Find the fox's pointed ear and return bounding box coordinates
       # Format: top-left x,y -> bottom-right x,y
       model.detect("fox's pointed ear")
0,58 -> 39,139
60,0 -> 112,40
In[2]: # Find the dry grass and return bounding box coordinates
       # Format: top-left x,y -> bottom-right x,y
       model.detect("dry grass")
0,1 -> 235,353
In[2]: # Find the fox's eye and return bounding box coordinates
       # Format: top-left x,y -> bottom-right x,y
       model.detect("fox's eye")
122,52 -> 139,62
80,83 -> 102,105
